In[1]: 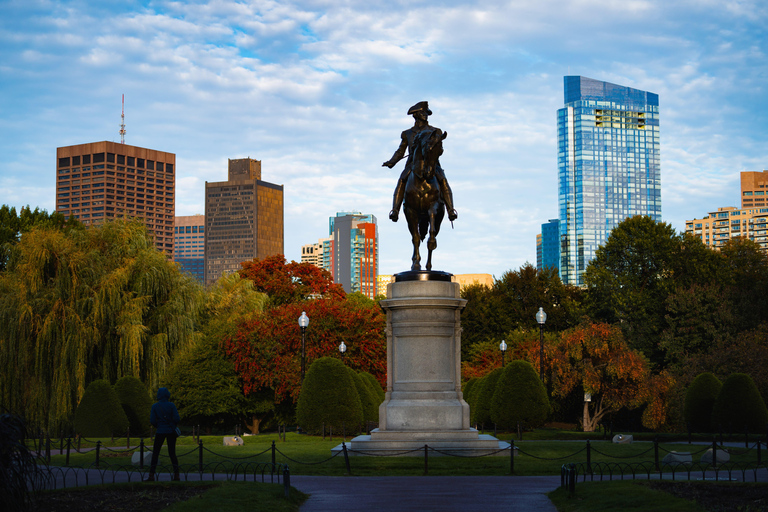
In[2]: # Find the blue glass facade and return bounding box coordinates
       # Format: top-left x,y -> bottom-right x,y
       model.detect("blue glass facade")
538,219 -> 560,272
558,76 -> 661,285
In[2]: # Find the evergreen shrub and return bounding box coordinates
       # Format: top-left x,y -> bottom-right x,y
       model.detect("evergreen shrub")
490,360 -> 550,429
711,373 -> 768,433
74,379 -> 129,437
474,368 -> 504,426
296,357 -> 363,434
348,367 -> 378,425
683,372 -> 721,432
113,376 -> 152,437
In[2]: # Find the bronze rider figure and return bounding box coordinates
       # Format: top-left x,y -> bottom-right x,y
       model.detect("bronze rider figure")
382,101 -> 458,223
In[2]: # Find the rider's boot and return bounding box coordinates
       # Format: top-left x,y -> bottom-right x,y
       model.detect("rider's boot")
439,177 -> 458,222
390,179 -> 405,222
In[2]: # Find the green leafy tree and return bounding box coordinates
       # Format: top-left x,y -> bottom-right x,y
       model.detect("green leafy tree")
683,373 -> 722,433
113,376 -> 152,437
0,219 -> 202,430
0,205 -> 76,271
74,380 -> 129,437
583,217 -> 722,367
711,373 -> 768,433
490,360 -> 550,429
296,357 -> 363,434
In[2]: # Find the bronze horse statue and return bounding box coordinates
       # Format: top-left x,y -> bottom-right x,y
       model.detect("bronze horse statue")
404,128 -> 448,271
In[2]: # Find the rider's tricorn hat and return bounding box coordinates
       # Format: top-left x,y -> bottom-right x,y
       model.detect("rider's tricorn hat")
408,101 -> 432,116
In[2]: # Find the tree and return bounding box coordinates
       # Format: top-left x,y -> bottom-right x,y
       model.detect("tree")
550,322 -> 649,432
238,254 -> 344,306
583,218 -> 727,367
296,357 -> 363,434
683,373 -> 722,433
113,376 -> 152,437
223,293 -> 386,408
0,219 -> 201,430
490,360 -> 549,430
74,380 -> 129,437
348,368 -> 378,425
712,373 -> 768,433
0,205 -> 76,271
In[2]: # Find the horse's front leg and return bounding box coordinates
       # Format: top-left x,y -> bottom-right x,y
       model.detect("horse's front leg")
425,214 -> 438,271
405,208 -> 421,271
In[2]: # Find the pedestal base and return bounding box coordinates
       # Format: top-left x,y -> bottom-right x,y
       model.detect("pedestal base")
337,428 -> 510,457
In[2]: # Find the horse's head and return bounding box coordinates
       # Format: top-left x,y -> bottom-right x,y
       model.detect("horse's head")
413,128 -> 447,180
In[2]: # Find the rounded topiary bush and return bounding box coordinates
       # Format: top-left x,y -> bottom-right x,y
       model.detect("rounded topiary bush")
74,379 -> 129,437
474,368 -> 504,426
113,376 -> 152,437
466,377 -> 483,425
348,367 -> 378,427
683,372 -> 721,432
360,371 -> 385,404
296,357 -> 363,434
490,360 -> 550,429
711,373 -> 768,433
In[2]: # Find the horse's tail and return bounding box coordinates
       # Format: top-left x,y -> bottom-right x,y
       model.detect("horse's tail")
419,216 -> 428,241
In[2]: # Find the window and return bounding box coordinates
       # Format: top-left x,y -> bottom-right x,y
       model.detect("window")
117,154 -> 125,165
59,157 -> 70,167
93,153 -> 105,163
107,153 -> 115,163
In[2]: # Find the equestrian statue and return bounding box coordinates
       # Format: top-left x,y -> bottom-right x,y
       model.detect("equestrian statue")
383,101 -> 457,271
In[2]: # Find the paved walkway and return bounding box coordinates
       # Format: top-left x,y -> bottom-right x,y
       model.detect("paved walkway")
290,476 -> 561,512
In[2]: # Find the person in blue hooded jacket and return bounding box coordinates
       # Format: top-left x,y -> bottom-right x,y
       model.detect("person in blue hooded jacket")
145,387 -> 181,481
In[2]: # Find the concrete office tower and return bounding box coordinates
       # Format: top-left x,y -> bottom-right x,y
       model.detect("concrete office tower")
558,76 -> 661,285
204,158 -> 284,285
330,212 -> 378,298
56,141 -> 176,255
174,214 -> 205,282
741,170 -> 768,209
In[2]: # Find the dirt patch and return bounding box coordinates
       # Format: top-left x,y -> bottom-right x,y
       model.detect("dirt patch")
647,481 -> 768,511
32,483 -> 212,512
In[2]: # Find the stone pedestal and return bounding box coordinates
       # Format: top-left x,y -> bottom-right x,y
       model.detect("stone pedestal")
343,275 -> 507,456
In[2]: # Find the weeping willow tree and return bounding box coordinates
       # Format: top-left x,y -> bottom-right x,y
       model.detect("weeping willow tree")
0,219 -> 203,431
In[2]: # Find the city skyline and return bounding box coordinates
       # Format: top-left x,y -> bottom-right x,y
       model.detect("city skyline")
1,1 -> 765,278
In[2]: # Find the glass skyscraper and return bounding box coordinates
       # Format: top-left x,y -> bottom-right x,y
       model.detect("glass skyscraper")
557,76 -> 660,285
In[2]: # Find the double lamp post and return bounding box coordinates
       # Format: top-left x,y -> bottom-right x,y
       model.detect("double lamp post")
499,306 -> 547,380
297,310 -> 348,382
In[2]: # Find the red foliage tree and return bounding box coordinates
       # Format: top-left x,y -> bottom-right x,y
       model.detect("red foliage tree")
239,255 -> 345,305
223,296 -> 386,405
549,322 -> 650,432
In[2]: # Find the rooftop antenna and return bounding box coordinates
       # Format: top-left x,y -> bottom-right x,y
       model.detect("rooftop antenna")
119,94 -> 126,144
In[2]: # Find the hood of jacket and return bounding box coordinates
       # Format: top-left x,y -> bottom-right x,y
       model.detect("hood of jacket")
156,387 -> 171,402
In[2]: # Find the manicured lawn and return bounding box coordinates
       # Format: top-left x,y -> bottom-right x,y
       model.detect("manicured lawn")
549,481 -> 704,512
45,431 -> 764,477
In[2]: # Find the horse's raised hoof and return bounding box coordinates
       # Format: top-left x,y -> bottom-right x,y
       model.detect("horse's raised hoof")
389,209 -> 399,222
448,209 -> 458,222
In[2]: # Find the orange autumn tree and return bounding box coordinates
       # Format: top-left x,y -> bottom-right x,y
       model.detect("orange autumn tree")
550,322 -> 649,432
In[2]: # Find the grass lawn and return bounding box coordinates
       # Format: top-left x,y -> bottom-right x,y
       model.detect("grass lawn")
548,481 -> 704,512
45,431 -> 763,477
33,481 -> 307,512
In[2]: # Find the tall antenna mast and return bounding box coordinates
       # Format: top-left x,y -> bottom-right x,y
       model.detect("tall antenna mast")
119,94 -> 126,144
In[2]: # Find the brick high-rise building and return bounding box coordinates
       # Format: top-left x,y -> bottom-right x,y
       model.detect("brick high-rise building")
204,158 -> 284,285
741,170 -> 768,209
55,141 -> 175,255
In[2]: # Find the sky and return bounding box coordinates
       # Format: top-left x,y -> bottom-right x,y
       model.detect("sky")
0,0 -> 766,278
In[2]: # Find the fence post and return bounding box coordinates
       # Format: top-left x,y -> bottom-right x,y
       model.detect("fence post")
586,440 -> 592,475
424,445 -> 429,475
757,438 -> 762,465
46,433 -> 51,463
127,427 -> 130,450
77,435 -> 81,452
712,440 -> 718,471
140,439 -> 145,469
95,440 -> 101,468
272,441 -> 276,466
342,442 -> 351,475
283,466 -> 291,499
568,463 -> 576,494
60,433 -> 64,454
510,440 -> 515,475
654,437 -> 660,471
66,438 -> 71,466
198,439 -> 204,474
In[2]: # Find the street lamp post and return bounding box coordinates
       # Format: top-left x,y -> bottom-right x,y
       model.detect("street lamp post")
499,339 -> 507,368
339,340 -> 347,363
535,307 -> 547,379
298,311 -> 309,381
